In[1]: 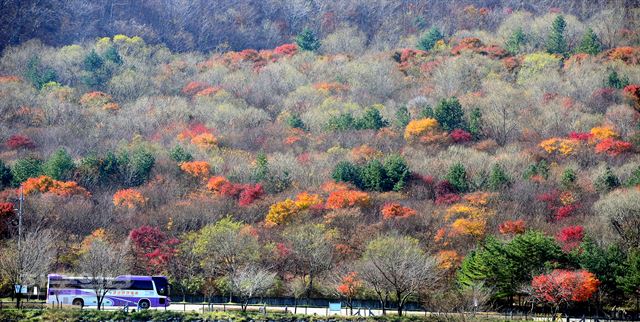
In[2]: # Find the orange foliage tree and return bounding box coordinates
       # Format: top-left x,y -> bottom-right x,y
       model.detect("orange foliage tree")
336,272 -> 363,314
22,176 -> 90,197
325,190 -> 370,209
381,202 -> 417,220
179,161 -> 211,178
113,188 -> 146,208
404,118 -> 440,142
498,220 -> 526,235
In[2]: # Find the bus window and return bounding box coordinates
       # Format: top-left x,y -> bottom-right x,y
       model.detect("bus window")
152,277 -> 168,296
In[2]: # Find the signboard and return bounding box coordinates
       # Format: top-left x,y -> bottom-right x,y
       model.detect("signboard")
14,285 -> 27,294
329,302 -> 341,313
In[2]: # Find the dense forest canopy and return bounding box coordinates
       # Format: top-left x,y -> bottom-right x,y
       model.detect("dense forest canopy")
1,0 -> 640,316
1,0 -> 639,52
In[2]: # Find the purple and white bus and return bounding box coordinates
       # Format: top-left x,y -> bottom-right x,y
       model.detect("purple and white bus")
46,274 -> 170,309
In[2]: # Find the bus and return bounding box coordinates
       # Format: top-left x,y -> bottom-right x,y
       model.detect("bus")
46,274 -> 170,309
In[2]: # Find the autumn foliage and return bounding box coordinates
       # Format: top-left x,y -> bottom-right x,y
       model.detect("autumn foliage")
556,225 -> 584,252
113,188 -> 146,208
531,269 -> 600,307
179,161 -> 210,178
22,176 -> 90,197
381,202 -> 417,220
5,135 -> 35,150
129,225 -> 179,274
325,190 -> 370,209
498,220 -> 526,235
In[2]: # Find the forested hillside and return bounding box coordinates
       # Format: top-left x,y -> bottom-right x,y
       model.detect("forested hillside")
1,1 -> 640,315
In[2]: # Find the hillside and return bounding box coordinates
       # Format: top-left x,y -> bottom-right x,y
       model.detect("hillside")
0,2 -> 640,316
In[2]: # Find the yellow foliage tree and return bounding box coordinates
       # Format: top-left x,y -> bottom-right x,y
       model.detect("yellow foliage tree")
404,118 -> 439,141
265,199 -> 300,227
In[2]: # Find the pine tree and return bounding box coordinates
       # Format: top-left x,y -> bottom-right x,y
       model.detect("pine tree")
295,28 -> 320,52
434,97 -> 467,132
417,27 -> 443,51
561,167 -> 577,190
11,157 -> 43,184
468,107 -> 483,139
446,162 -> 469,193
286,114 -> 306,130
606,70 -> 629,89
395,106 -> 411,128
505,27 -> 526,55
357,107 -> 388,130
0,160 -> 13,189
104,46 -> 123,65
577,28 -> 602,55
254,153 -> 269,182
419,104 -> 435,119
170,145 -> 193,163
547,15 -> 567,55
43,148 -> 75,180
25,56 -> 57,89
83,50 -> 104,72
488,164 -> 511,190
594,166 -> 620,193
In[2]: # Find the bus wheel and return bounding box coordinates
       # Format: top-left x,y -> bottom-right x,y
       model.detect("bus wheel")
72,298 -> 84,307
138,300 -> 150,310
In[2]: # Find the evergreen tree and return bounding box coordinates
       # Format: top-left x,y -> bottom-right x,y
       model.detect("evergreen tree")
445,162 -> 468,193
11,157 -> 43,184
434,97 -> 467,131
457,231 -> 564,299
417,27 -> 443,51
119,147 -> 155,187
561,167 -> 577,190
617,250 -> 640,311
332,161 -> 362,188
170,145 -> 193,163
383,154 -> 410,192
357,107 -> 388,130
468,107 -> 483,139
286,114 -> 306,130
488,164 -> 511,190
43,148 -> 75,180
547,15 -> 567,55
505,27 -> 526,55
594,166 -> 620,193
25,56 -> 57,89
295,28 -> 320,52
577,28 -> 602,55
395,106 -> 411,128
361,159 -> 388,192
254,153 -> 269,182
577,239 -> 625,299
606,70 -> 629,89
83,50 -> 104,72
0,160 -> 13,189
626,166 -> 640,187
326,113 -> 356,131
104,46 -> 123,65
419,104 -> 435,119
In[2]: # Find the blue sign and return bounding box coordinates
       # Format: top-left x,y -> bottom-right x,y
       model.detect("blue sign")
329,302 -> 341,312
14,285 -> 27,294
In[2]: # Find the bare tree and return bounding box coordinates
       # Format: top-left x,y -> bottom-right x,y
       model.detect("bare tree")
230,265 -> 276,312
77,238 -> 130,310
0,229 -> 57,308
357,235 -> 438,316
283,224 -> 334,299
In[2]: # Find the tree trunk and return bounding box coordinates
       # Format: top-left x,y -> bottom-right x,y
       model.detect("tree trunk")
15,291 -> 20,309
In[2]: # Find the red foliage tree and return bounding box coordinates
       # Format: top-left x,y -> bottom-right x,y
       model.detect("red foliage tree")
556,226 -> 584,252
450,129 -> 472,143
238,184 -> 264,206
129,226 -> 179,274
531,269 -> 600,312
5,135 -> 35,150
594,138 -> 633,156
273,43 -> 298,56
